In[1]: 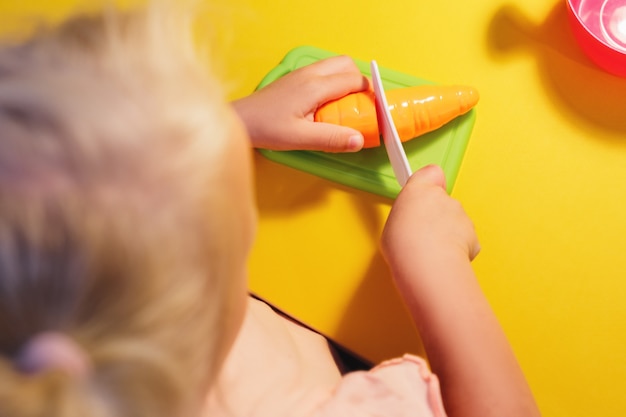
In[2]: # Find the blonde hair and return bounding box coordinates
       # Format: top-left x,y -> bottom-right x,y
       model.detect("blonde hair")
0,3 -> 243,417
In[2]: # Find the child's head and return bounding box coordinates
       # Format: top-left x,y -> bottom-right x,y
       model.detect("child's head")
0,4 -> 255,417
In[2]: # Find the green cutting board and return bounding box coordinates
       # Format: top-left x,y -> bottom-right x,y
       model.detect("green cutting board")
256,46 -> 476,199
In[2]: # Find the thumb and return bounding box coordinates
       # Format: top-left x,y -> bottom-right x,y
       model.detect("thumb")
409,164 -> 447,190
298,122 -> 364,152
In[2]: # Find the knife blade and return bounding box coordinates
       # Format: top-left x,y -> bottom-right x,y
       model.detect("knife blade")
370,60 -> 412,187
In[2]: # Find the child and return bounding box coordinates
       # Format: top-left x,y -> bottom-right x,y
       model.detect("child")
0,3 -> 541,417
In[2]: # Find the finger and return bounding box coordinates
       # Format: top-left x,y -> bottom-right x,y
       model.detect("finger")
293,121 -> 364,152
408,164 -> 447,190
301,55 -> 361,77
469,240 -> 481,261
304,72 -> 370,113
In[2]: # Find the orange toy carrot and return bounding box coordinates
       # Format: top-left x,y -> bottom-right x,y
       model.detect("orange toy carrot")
314,85 -> 479,148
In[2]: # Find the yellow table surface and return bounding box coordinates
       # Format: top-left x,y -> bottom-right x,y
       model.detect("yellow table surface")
3,1 -> 626,416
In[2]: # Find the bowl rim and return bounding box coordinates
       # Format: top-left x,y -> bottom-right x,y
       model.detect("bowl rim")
566,0 -> 626,54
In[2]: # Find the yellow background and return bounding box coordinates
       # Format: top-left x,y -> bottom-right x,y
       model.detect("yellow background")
2,1 -> 626,416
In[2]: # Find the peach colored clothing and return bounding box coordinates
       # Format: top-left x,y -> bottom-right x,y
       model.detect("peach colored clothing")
313,354 -> 447,417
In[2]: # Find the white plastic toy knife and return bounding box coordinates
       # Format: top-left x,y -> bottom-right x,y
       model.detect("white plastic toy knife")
370,60 -> 412,187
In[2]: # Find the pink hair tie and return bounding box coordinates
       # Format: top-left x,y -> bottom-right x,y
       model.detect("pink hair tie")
15,331 -> 91,378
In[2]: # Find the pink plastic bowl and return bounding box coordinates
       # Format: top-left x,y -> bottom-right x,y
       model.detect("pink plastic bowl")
567,0 -> 626,77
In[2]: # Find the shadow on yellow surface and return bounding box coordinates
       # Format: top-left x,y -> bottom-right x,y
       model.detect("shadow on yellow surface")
487,2 -> 626,135
253,151 -> 329,215
254,150 -> 395,226
252,152 -> 425,362
333,252 -> 427,362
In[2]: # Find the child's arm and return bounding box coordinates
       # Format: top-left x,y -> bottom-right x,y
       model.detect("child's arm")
233,55 -> 369,152
381,165 -> 541,417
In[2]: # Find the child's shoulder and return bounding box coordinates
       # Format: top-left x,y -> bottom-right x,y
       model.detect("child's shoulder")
242,297 -> 448,417
312,354 -> 448,417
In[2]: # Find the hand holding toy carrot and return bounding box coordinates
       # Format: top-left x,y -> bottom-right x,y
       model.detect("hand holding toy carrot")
233,55 -> 369,152
314,84 -> 479,148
